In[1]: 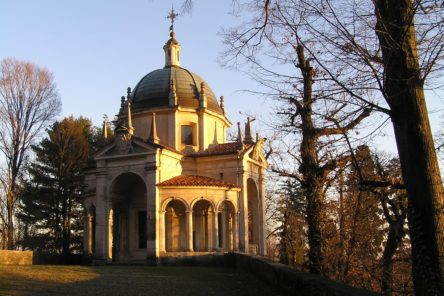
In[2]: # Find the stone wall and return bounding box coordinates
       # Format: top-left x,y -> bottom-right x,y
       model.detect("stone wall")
157,253 -> 378,295
0,250 -> 33,265
233,253 -> 378,296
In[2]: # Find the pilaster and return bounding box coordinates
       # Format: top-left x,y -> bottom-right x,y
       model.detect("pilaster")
233,212 -> 239,252
186,210 -> 194,251
94,170 -> 107,262
159,210 -> 166,253
213,210 -> 219,250
259,170 -> 267,255
145,166 -> 158,264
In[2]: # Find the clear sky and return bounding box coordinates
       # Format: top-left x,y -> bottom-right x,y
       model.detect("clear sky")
0,1 -> 266,128
1,1 -> 443,154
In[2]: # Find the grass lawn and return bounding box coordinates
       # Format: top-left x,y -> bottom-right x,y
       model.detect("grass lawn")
0,265 -> 282,296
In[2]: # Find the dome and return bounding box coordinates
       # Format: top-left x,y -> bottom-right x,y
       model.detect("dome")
131,66 -> 223,114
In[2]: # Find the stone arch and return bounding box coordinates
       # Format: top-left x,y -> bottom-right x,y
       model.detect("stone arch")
218,200 -> 236,252
161,196 -> 191,212
216,199 -> 237,213
108,172 -> 147,262
192,199 -> 214,251
190,197 -> 215,211
164,199 -> 187,252
247,178 -> 259,252
109,171 -> 147,197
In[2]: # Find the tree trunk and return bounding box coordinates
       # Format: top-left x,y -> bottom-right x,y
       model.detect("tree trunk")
304,184 -> 323,274
6,177 -> 17,250
296,44 -> 324,274
381,220 -> 404,296
6,192 -> 14,250
62,197 -> 70,259
375,1 -> 444,294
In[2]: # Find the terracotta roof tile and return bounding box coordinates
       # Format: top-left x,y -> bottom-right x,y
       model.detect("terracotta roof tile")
157,175 -> 240,188
192,142 -> 253,156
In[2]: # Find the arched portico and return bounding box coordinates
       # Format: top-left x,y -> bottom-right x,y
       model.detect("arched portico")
217,200 -> 237,252
108,172 -> 147,262
164,199 -> 187,252
192,199 -> 214,251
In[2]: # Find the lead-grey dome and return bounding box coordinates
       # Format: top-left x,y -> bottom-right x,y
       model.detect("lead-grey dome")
131,66 -> 222,114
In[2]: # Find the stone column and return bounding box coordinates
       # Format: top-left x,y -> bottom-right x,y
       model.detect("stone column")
108,208 -> 113,261
259,173 -> 266,255
82,213 -> 87,255
159,210 -> 166,253
94,170 -> 107,262
186,210 -> 194,251
220,210 -> 227,251
87,215 -> 93,255
238,168 -> 249,253
207,210 -> 213,251
145,164 -> 158,264
213,211 -> 219,250
233,212 -> 239,252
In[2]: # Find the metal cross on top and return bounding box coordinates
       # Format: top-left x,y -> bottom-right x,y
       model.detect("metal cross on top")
166,7 -> 179,32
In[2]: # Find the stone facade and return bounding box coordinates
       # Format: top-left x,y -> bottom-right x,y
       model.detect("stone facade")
83,31 -> 267,263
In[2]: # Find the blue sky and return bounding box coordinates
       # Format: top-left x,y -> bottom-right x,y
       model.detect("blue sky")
0,1 -> 266,127
1,1 -> 443,154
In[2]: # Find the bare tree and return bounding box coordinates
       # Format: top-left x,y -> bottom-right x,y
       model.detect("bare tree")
223,0 -> 444,293
0,58 -> 61,249
227,36 -> 372,273
223,7 -> 373,273
373,155 -> 409,296
353,146 -> 410,295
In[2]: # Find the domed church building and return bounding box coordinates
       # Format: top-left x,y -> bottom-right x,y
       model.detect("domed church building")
83,28 -> 267,263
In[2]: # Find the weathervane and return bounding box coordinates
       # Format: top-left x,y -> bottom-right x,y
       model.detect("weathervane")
166,6 -> 179,32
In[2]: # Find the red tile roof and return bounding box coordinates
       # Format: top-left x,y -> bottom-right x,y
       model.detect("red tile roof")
157,175 -> 240,189
193,142 -> 253,156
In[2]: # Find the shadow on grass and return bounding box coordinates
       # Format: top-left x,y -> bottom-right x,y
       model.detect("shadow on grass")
0,265 -> 282,296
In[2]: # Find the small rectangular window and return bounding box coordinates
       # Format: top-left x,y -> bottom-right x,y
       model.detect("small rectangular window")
181,125 -> 193,145
138,211 -> 147,249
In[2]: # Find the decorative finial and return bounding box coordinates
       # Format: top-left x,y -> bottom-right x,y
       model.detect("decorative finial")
127,87 -> 132,102
119,96 -> 125,114
163,10 -> 181,67
199,82 -> 207,109
102,114 -> 109,139
166,6 -> 179,32
220,96 -> 225,114
169,79 -> 178,106
200,82 -> 206,96
244,117 -> 253,143
148,113 -> 160,144
237,122 -> 243,143
127,99 -> 134,136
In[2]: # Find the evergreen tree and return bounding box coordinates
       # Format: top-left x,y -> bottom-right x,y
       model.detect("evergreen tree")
277,179 -> 307,268
18,116 -> 95,257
